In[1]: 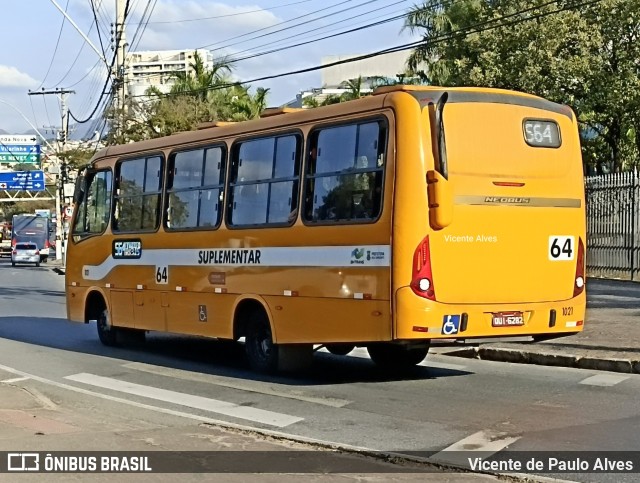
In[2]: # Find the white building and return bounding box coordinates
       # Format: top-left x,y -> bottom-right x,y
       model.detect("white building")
125,49 -> 215,99
320,51 -> 411,87
285,51 -> 415,108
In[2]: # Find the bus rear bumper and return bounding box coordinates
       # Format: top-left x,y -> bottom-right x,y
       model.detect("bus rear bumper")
394,287 -> 586,341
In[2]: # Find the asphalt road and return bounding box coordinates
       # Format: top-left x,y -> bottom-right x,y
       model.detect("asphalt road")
0,259 -> 638,482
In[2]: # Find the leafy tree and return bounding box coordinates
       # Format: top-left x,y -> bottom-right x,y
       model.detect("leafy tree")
107,52 -> 270,142
404,0 -> 640,172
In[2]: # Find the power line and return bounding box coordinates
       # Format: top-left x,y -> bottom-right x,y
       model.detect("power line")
132,0 -> 603,101
225,0 -> 410,61
68,44 -> 117,124
226,10 -> 410,65
36,0 -> 71,90
130,0 -> 158,51
135,0 -> 316,25
198,0 -> 363,49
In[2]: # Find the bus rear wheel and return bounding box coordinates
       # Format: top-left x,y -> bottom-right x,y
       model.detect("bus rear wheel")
367,343 -> 430,370
244,311 -> 313,374
97,308 -> 118,347
245,312 -> 278,373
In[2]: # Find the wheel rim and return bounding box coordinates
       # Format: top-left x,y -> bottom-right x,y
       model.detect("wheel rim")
256,327 -> 273,362
98,310 -> 110,333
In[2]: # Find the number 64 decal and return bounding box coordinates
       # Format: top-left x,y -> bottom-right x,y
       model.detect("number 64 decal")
155,265 -> 168,284
549,236 -> 574,261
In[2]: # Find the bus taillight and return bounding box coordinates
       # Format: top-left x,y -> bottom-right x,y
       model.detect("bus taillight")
573,237 -> 585,297
411,236 -> 436,300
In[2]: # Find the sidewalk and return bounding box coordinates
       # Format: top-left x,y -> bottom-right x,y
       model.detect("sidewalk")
440,278 -> 640,374
47,256 -> 65,275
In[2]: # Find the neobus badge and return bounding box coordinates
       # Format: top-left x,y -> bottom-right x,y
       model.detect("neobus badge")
484,196 -> 531,204
112,240 -> 142,259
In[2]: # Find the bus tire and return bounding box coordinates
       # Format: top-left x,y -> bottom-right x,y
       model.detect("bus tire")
326,344 -> 355,356
367,343 -> 430,370
97,308 -> 119,347
245,311 -> 279,374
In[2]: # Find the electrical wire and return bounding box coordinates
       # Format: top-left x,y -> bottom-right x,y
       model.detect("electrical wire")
130,0 -> 158,52
36,0 -> 71,90
198,0 -> 363,49
226,7 -> 411,64
132,0 -> 603,101
135,0 -> 315,25
226,0 -> 410,60
69,0 -> 131,124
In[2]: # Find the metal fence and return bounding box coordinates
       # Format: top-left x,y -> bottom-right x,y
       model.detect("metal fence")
585,170 -> 640,280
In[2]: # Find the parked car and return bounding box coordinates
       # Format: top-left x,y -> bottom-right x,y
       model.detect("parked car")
12,242 -> 40,267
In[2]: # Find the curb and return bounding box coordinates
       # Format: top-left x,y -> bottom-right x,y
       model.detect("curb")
444,347 -> 640,375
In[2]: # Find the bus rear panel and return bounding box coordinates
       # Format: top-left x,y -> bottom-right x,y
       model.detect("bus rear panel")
391,88 -> 586,341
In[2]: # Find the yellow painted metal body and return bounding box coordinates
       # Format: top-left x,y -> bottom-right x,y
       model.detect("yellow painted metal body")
66,86 -> 586,344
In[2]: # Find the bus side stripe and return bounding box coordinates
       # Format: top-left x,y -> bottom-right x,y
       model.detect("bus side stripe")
82,245 -> 391,281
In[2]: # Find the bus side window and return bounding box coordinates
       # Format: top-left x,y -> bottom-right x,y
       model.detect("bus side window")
304,120 -> 386,223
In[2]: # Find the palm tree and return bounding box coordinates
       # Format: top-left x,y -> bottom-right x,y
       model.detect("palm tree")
169,52 -> 233,102
403,1 -> 455,83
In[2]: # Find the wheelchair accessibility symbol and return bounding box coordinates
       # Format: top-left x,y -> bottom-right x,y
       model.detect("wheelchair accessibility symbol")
198,305 -> 208,322
442,315 -> 460,335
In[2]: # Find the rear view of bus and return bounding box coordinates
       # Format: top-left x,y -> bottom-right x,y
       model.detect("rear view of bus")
390,87 -> 586,342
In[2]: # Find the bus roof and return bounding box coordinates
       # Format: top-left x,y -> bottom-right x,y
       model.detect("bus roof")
88,85 -> 572,165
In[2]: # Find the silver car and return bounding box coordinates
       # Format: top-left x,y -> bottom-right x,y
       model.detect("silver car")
12,242 -> 40,267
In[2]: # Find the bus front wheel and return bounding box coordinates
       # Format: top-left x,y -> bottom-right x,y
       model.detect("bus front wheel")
97,308 -> 118,347
367,343 -> 429,370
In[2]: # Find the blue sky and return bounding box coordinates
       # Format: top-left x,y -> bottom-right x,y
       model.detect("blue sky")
0,0 -> 419,137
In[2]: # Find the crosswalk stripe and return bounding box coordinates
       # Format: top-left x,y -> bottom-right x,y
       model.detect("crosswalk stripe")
64,373 -> 302,428
579,374 -> 630,387
123,362 -> 351,408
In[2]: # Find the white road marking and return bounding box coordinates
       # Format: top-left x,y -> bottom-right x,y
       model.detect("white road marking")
579,374 -> 630,387
1,377 -> 30,384
430,430 -> 521,468
0,363 -> 373,454
123,362 -> 351,408
340,347 -> 468,371
64,372 -> 302,428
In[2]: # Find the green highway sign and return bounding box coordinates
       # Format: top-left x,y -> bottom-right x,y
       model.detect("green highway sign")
0,153 -> 40,163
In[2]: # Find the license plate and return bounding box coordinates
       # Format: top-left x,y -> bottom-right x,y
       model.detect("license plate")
492,311 -> 524,327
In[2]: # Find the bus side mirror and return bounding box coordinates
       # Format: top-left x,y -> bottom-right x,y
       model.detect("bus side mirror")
427,170 -> 453,229
72,175 -> 85,204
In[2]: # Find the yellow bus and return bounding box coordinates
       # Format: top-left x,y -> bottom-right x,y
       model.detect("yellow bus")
66,85 -> 586,373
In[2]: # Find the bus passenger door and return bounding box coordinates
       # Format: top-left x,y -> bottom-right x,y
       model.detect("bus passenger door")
133,290 -> 167,332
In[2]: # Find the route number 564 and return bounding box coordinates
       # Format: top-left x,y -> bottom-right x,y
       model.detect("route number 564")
549,236 -> 574,261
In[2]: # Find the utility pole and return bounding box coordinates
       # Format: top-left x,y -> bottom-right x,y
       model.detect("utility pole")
27,88 -> 75,262
113,0 -> 128,135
